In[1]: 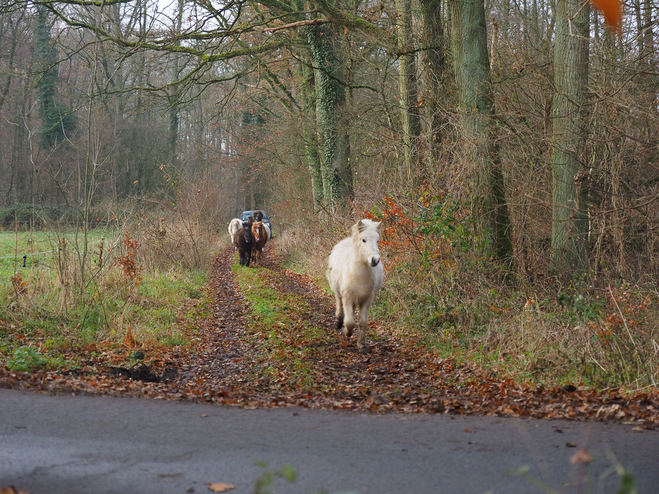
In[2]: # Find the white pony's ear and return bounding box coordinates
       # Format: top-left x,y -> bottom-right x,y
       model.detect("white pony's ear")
352,220 -> 365,236
374,221 -> 382,234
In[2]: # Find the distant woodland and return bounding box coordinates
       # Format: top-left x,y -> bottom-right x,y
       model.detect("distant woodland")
1,0 -> 658,281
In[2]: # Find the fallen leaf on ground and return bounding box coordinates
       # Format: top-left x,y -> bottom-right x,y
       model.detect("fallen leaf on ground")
1,487 -> 33,494
208,483 -> 235,492
570,449 -> 593,464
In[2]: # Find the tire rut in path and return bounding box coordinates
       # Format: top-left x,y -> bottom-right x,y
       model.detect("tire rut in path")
176,244 -> 449,412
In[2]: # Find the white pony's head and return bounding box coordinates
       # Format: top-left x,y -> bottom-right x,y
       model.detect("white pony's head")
351,219 -> 382,267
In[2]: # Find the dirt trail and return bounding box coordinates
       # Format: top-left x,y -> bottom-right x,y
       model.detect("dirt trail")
1,245 -> 659,426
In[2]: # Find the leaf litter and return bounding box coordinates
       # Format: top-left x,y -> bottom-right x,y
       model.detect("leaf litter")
207,482 -> 236,492
1,245 -> 658,428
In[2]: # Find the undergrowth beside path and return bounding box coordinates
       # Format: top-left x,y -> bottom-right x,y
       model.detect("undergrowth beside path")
1,245 -> 659,428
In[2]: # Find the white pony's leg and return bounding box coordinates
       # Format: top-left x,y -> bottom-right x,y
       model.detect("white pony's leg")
356,297 -> 374,352
334,292 -> 344,330
342,298 -> 355,338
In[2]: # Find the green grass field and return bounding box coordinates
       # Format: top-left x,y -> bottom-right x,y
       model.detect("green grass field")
0,228 -> 208,372
0,230 -> 114,279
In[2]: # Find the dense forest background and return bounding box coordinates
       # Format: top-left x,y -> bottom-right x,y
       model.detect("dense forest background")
1,0 -> 657,281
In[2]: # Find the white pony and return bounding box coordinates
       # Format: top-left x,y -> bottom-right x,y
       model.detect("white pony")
227,218 -> 243,240
326,219 -> 384,352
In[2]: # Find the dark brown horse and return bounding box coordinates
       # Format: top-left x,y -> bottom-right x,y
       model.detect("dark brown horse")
232,217 -> 254,266
250,220 -> 269,267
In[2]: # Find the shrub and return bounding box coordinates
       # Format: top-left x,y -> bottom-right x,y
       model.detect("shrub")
6,346 -> 48,372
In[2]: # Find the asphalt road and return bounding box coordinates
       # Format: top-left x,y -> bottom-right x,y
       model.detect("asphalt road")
1,388 -> 657,494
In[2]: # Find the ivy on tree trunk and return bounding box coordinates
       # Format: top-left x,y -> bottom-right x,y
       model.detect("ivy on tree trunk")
299,54 -> 324,210
307,23 -> 353,210
33,4 -> 76,150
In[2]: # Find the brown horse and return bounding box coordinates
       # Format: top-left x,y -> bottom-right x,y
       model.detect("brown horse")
232,217 -> 254,266
250,220 -> 269,267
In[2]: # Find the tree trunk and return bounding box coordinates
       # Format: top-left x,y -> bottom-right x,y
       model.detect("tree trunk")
550,0 -> 590,277
299,54 -> 324,209
307,23 -> 353,209
168,0 -> 185,172
395,0 -> 422,182
33,5 -> 68,149
420,0 -> 447,172
642,0 -> 653,62
450,0 -> 513,263
0,11 -> 23,113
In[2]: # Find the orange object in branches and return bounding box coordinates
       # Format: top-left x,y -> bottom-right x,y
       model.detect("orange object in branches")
117,232 -> 142,283
590,0 -> 622,32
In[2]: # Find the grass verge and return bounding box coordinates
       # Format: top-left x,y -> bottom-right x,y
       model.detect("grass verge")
0,229 -> 208,372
